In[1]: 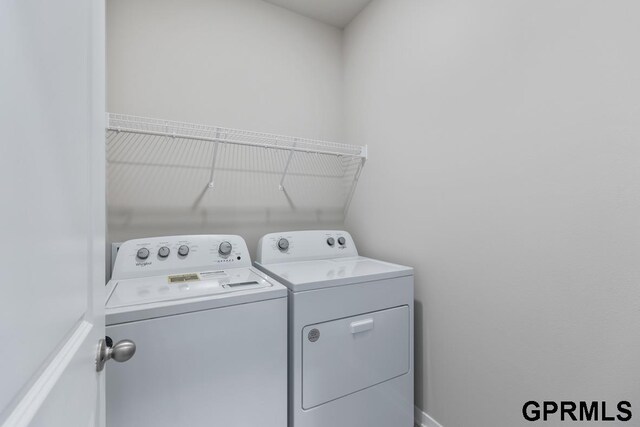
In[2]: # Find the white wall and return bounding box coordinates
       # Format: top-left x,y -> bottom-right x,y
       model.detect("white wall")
106,0 -> 345,256
344,1 -> 640,425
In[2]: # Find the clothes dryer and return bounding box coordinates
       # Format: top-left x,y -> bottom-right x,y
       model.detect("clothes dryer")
255,230 -> 414,427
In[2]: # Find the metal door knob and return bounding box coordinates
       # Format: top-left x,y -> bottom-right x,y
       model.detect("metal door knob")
96,337 -> 136,372
110,339 -> 136,362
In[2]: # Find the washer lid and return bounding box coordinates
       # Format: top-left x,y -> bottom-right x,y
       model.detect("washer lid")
105,268 -> 286,324
254,256 -> 413,292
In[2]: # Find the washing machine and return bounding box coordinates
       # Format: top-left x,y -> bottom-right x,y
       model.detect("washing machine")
105,235 -> 287,427
254,230 -> 414,427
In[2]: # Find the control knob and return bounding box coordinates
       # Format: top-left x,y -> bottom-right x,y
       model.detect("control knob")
338,237 -> 346,246
277,238 -> 289,251
219,241 -> 232,256
326,237 -> 335,246
178,245 -> 190,257
158,246 -> 170,258
136,248 -> 150,260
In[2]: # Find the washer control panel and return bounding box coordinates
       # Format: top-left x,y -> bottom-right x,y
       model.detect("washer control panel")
112,235 -> 251,280
256,230 -> 358,264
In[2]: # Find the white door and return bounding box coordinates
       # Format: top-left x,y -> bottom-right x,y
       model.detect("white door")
0,0 -> 106,426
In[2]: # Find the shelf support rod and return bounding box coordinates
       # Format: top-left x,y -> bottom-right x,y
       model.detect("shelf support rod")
279,139 -> 297,191
343,157 -> 365,217
207,129 -> 220,189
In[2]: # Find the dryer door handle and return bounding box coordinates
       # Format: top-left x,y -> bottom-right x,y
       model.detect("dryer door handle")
350,318 -> 374,334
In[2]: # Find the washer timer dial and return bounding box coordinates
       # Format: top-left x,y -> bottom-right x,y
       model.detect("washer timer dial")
277,238 -> 289,252
219,241 -> 232,256
136,248 -> 150,260
178,245 -> 190,257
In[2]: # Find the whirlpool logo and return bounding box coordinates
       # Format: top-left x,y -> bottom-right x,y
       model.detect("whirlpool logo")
522,401 -> 632,422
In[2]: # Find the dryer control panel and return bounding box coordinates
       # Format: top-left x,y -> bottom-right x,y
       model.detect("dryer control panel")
256,230 -> 358,264
112,235 -> 251,280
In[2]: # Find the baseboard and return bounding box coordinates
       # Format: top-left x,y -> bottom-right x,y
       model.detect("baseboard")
415,406 -> 443,427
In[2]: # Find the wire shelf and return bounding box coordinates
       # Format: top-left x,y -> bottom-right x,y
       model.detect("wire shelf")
106,113 -> 367,217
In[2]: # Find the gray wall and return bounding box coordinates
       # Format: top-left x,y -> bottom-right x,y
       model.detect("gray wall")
344,1 -> 640,425
106,0 -> 345,259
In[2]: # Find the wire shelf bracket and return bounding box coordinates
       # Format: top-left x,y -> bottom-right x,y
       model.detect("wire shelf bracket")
279,138 -> 297,191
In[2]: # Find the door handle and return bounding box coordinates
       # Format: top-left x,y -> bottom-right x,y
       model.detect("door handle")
96,337 -> 136,372
350,318 -> 374,334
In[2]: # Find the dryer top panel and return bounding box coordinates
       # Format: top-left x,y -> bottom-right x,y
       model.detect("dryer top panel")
256,230 -> 358,264
254,256 -> 412,292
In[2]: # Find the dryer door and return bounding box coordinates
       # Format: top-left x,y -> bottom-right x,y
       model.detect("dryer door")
301,305 -> 410,409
